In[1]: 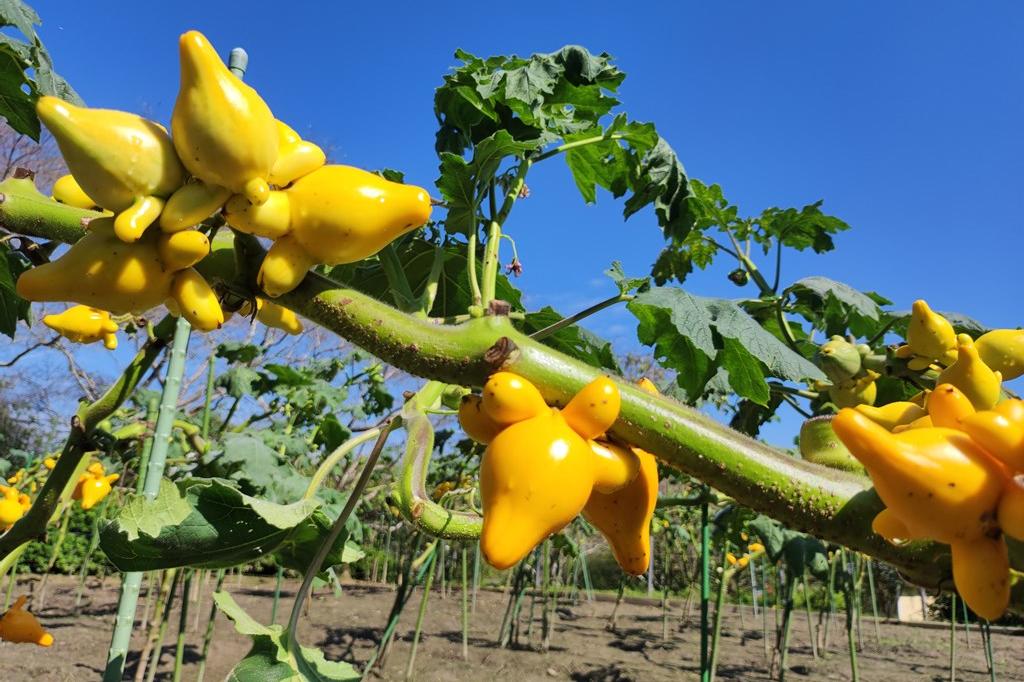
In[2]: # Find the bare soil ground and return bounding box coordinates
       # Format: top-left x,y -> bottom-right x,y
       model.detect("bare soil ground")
0,574 -> 1020,681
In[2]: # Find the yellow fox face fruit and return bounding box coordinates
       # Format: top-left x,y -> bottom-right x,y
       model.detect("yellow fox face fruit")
172,30 -> 278,205
0,596 -> 53,646
43,305 -> 118,350
224,165 -> 432,296
560,376 -> 621,440
37,97 -> 184,242
51,174 -> 98,210
975,329 -> 1024,381
832,409 -> 1005,545
935,335 -> 1002,411
269,120 -> 326,187
479,410 -> 595,570
16,217 -> 222,329
583,443 -> 658,575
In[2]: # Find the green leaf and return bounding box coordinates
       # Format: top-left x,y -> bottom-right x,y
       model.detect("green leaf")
604,261 -> 648,296
0,44 -> 37,138
719,337 -> 770,406
628,288 -> 825,401
217,342 -> 263,364
216,366 -> 263,399
202,434 -> 310,503
435,153 -> 475,236
757,201 -> 849,254
747,515 -> 786,562
0,244 -> 30,338
99,478 -> 322,571
786,276 -> 881,338
273,512 -> 365,579
215,591 -> 361,682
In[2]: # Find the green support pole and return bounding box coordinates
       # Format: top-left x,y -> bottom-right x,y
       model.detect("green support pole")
103,317 -> 192,681
700,493 -> 711,682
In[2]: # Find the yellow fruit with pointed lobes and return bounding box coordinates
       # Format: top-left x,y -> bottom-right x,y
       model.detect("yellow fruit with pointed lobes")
15,217 -> 223,331
269,120 -> 326,186
37,97 -> 185,243
832,408 -> 1011,619
975,329 -> 1024,381
480,372 -> 549,426
827,370 -> 879,408
73,462 -> 119,511
927,383 -> 975,429
960,403 -> 1024,471
936,334 -> 1002,410
584,443 -> 658,575
583,377 -> 659,575
0,486 -> 24,530
172,30 -> 278,206
854,402 -> 927,431
832,409 -> 1006,544
251,298 -> 303,334
51,174 -> 98,210
998,475 -> 1024,540
0,596 -> 53,646
43,305 -> 118,349
458,394 -> 503,444
224,165 -> 432,296
479,409 -> 595,570
896,299 -> 958,369
560,376 -> 621,440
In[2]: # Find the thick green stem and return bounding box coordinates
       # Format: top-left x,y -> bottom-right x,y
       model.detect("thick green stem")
700,498 -> 710,682
481,159 -> 530,305
709,543 -> 729,682
417,245 -> 446,317
172,570 -> 193,682
303,428 -> 381,500
467,229 -> 482,309
104,317 -> 192,682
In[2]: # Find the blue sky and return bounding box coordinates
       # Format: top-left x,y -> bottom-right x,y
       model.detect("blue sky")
27,2 -> 1024,446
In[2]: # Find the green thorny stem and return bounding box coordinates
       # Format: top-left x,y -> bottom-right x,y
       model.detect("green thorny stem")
286,418 -> 399,674
104,316 -> 193,682
396,381 -> 483,538
7,170 -> 1024,603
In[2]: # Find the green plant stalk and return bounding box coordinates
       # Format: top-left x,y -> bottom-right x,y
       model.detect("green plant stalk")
843,552 -> 859,682
76,494 -> 113,610
709,544 -> 730,682
461,544 -> 469,661
983,621 -> 996,682
104,316 -> 192,682
529,293 -> 631,341
949,592 -> 957,682
962,597 -> 971,649
200,357 -> 215,439
36,501 -> 73,610
396,382 -> 481,538
303,428 -> 381,500
144,568 -> 182,682
866,559 -> 881,644
135,398 -> 159,494
417,245 -> 446,317
580,545 -> 594,601
286,420 -> 399,666
481,159 -> 530,306
823,550 -> 839,653
466,229 -> 482,309
194,568 -> 226,682
760,560 -> 770,663
472,543 -> 481,611
2,548 -> 23,609
172,569 -> 193,682
700,498 -> 710,682
404,544 -> 438,680
777,578 -> 795,682
366,536 -> 431,672
271,566 -> 284,624
803,568 -> 819,659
